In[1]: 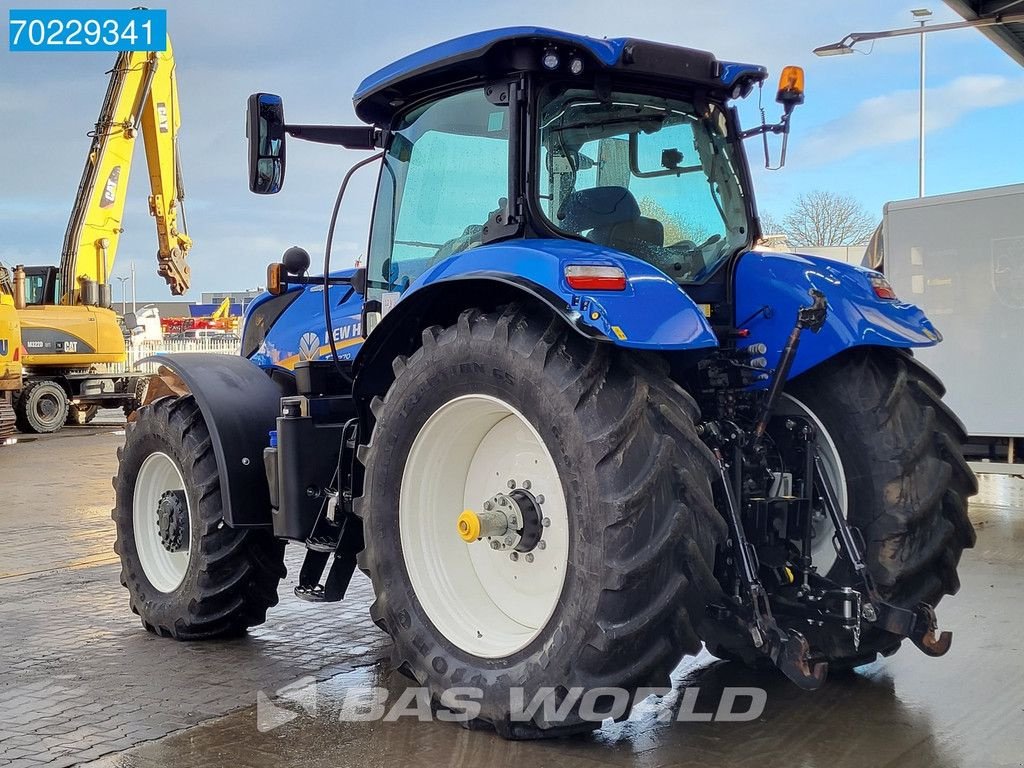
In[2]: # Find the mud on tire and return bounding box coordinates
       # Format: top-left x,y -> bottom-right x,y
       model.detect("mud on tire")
356,304 -> 727,738
112,395 -> 286,639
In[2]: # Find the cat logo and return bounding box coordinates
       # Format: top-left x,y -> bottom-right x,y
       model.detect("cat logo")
298,332 -> 319,361
100,166 -> 121,208
0,339 -> 8,357
58,341 -> 79,353
156,102 -> 169,133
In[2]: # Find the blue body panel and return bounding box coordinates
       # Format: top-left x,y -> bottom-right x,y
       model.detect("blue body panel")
734,250 -> 941,383
242,249 -> 941,386
399,239 -> 717,350
245,269 -> 365,370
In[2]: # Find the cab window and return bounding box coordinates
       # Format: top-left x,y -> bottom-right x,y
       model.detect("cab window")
366,88 -> 510,299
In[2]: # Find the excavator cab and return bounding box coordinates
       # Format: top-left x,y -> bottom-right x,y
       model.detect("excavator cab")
19,266 -> 58,306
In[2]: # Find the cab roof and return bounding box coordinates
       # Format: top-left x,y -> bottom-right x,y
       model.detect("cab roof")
353,27 -> 767,125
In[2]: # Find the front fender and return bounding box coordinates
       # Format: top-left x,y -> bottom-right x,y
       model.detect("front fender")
735,251 -> 941,382
139,353 -> 285,528
400,239 -> 718,350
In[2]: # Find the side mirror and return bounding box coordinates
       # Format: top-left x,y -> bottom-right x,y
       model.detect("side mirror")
247,93 -> 286,194
123,312 -> 139,330
351,267 -> 367,296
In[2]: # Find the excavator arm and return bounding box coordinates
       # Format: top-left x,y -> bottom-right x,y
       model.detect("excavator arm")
59,33 -> 191,304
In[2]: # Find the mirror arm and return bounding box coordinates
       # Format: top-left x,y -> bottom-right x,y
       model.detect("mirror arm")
285,124 -> 380,149
739,119 -> 788,140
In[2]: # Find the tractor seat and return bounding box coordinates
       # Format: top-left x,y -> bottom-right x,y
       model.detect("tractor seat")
558,186 -> 664,254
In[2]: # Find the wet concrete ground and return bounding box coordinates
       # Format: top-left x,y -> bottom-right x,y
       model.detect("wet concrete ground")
1,419 -> 1022,767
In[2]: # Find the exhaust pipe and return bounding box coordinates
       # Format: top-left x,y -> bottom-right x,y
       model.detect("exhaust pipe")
13,266 -> 26,310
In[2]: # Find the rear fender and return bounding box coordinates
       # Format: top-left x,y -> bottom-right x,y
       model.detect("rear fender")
735,251 -> 941,383
354,238 -> 717,398
138,353 -> 286,528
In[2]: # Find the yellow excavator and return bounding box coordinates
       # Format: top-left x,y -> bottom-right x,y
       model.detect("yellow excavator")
1,32 -> 191,435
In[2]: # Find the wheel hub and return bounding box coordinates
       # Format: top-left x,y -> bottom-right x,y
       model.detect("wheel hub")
457,483 -> 545,555
156,490 -> 189,552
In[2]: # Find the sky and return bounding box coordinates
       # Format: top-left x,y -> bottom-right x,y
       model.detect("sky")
1,0 -> 1022,301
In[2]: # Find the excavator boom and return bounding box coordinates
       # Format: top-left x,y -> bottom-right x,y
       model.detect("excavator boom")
59,35 -> 191,303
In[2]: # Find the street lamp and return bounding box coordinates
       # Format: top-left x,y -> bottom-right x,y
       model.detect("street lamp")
913,9 -> 932,198
117,275 -> 130,314
813,9 -> 1024,197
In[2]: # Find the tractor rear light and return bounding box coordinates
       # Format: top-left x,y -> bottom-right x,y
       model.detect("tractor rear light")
870,275 -> 897,301
564,265 -> 627,291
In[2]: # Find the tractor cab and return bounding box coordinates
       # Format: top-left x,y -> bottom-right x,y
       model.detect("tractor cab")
248,28 -> 802,315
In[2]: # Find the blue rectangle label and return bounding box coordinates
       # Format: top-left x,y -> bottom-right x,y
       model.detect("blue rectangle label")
9,9 -> 167,51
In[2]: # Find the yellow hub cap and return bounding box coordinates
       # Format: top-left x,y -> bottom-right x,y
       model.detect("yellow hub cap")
457,509 -> 481,542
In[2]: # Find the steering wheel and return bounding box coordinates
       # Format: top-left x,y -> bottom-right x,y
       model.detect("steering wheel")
659,234 -> 722,279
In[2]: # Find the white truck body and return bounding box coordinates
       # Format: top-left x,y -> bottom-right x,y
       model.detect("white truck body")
881,184 -> 1024,438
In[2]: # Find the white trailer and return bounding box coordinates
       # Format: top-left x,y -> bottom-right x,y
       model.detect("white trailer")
878,184 -> 1024,464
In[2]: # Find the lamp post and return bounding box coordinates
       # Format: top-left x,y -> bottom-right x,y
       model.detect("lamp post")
913,9 -> 932,197
117,276 -> 130,314
813,10 -> 1024,197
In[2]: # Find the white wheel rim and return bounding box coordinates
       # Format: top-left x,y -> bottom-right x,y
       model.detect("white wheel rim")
400,394 -> 569,658
133,452 -> 191,593
776,394 -> 848,574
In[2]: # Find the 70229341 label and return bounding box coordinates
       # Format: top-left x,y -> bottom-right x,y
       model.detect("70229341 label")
8,9 -> 167,52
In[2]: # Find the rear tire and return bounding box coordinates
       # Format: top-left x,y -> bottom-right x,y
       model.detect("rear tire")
705,348 -> 976,668
112,395 -> 286,639
15,379 -> 69,434
356,305 -> 725,738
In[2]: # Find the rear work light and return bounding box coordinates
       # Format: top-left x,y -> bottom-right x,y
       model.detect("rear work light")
869,274 -> 897,301
564,265 -> 627,291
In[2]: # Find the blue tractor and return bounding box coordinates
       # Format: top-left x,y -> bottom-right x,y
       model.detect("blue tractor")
113,28 -> 976,738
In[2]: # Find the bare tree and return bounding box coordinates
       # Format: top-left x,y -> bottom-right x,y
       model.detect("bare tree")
757,211 -> 785,237
782,190 -> 877,247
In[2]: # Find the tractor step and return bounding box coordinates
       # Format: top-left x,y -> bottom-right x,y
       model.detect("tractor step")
294,583 -> 340,603
294,531 -> 358,604
305,533 -> 342,553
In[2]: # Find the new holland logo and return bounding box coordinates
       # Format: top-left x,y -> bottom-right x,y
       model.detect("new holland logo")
298,332 -> 320,361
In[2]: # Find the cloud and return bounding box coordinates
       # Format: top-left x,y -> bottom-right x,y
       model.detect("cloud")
800,74 -> 1024,162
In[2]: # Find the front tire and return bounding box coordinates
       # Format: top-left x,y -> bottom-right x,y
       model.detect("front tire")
356,305 -> 725,738
15,379 -> 69,434
112,395 -> 286,639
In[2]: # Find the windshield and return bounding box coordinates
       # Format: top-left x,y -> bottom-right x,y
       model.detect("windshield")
537,88 -> 751,283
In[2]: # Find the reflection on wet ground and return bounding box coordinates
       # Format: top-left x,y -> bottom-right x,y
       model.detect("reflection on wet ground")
85,476 -> 1024,768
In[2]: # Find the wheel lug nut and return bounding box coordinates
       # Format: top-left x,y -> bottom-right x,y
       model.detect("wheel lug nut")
525,553 -> 534,563
507,479 -> 516,489
504,536 -> 514,546
522,480 -> 531,490
509,552 -> 519,562
484,501 -> 494,511
537,495 -> 545,504
537,541 -> 546,550
541,517 -> 550,528
489,540 -> 500,550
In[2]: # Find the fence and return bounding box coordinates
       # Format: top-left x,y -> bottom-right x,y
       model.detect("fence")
100,338 -> 241,373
